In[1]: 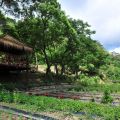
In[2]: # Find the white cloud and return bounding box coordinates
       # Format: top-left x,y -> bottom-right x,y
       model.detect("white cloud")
58,0 -> 120,49
110,47 -> 120,53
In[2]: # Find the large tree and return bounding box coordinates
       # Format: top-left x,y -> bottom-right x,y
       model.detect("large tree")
15,0 -> 72,75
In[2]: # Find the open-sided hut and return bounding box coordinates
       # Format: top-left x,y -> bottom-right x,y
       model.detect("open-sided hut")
0,35 -> 33,71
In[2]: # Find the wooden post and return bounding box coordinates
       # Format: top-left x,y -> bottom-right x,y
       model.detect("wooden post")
35,53 -> 38,71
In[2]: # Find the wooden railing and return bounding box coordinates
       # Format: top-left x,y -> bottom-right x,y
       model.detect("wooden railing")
0,53 -> 29,69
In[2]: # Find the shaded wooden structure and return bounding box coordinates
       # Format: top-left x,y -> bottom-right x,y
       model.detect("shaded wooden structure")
0,35 -> 33,71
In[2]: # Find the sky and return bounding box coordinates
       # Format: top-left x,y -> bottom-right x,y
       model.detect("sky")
58,0 -> 120,53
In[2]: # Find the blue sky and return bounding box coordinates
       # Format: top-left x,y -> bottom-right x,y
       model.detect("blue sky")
58,0 -> 120,53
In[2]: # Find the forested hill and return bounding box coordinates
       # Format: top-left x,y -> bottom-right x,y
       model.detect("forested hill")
0,0 -> 117,81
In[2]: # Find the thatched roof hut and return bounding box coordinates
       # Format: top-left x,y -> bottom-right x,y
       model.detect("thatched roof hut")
0,35 -> 33,55
0,35 -> 33,71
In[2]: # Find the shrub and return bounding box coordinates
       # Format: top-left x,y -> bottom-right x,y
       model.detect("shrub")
87,64 -> 96,73
0,90 -> 13,103
13,92 -> 29,104
101,90 -> 113,104
76,74 -> 100,86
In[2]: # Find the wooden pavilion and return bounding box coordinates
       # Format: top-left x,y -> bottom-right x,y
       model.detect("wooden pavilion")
0,35 -> 33,71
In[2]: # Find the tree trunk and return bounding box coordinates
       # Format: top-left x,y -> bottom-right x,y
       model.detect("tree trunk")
46,65 -> 51,75
54,63 -> 58,76
75,71 -> 78,76
43,49 -> 51,75
61,64 -> 65,76
35,53 -> 38,70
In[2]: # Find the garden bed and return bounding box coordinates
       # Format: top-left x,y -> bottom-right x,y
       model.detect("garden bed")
0,91 -> 120,119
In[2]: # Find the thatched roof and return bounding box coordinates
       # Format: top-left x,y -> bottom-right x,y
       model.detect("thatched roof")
0,35 -> 33,55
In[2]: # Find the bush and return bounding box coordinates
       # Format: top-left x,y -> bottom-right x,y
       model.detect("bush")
101,90 -> 113,104
100,64 -> 120,81
76,74 -> 100,86
13,92 -> 29,104
69,83 -> 120,93
0,90 -> 13,103
87,64 -> 96,74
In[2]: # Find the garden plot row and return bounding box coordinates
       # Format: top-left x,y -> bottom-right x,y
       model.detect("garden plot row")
27,91 -> 101,102
26,91 -> 120,106
26,84 -> 72,91
25,85 -> 120,98
60,91 -> 120,100
25,86 -> 120,100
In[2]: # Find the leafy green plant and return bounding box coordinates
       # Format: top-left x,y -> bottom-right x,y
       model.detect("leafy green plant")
9,113 -> 13,120
0,91 -> 120,119
69,83 -> 120,93
76,74 -> 100,86
13,92 -> 29,104
101,90 -> 113,104
0,90 -> 13,103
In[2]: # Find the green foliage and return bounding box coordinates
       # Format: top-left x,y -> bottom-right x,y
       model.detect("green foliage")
0,91 -> 120,119
0,0 -> 111,80
87,64 -> 95,71
0,90 -> 13,103
76,74 -> 100,86
100,53 -> 120,81
0,0 -> 108,76
0,11 -> 5,36
101,90 -> 113,104
69,83 -> 120,93
106,65 -> 120,80
13,92 -> 29,104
